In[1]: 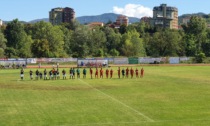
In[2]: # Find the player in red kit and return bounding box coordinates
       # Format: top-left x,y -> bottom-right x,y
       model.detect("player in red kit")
95,68 -> 98,79
110,68 -> 113,79
90,68 -> 93,79
135,68 -> 139,78
126,67 -> 129,78
105,69 -> 109,79
100,68 -> 103,78
118,67 -> 121,79
140,67 -> 144,78
130,67 -> 134,79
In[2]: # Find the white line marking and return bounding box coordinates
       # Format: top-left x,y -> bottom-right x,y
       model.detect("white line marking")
78,79 -> 154,122
73,121 -> 148,126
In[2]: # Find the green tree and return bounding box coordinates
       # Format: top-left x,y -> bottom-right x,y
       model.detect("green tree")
71,25 -> 90,58
5,47 -> 17,58
0,31 -> 7,57
109,48 -> 119,56
121,30 -> 145,57
147,29 -> 183,57
202,29 -> 210,56
32,21 -> 66,57
183,34 -> 196,56
142,33 -> 151,56
119,24 -> 127,34
95,48 -> 104,57
4,19 -> 23,48
59,26 -> 73,56
89,27 -> 107,57
31,39 -> 49,57
4,19 -> 32,58
18,33 -> 33,58
182,16 -> 207,54
126,24 -> 136,32
61,20 -> 80,31
195,52 -> 206,63
24,23 -> 34,35
102,27 -> 121,56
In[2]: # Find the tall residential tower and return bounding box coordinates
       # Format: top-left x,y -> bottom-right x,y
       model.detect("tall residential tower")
49,7 -> 75,25
150,4 -> 178,29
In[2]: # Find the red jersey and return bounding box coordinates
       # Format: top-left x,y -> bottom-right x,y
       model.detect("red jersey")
135,69 -> 138,75
126,68 -> 129,75
141,68 -> 144,77
141,68 -> 144,75
110,69 -> 113,75
100,69 -> 103,75
106,69 -> 109,75
130,68 -> 134,75
90,68 -> 93,74
95,69 -> 98,75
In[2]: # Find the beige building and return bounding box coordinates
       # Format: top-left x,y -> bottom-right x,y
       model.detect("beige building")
0,19 -> 3,27
49,7 -> 75,25
182,17 -> 191,25
116,15 -> 129,27
88,22 -> 104,27
108,15 -> 129,29
150,4 -> 178,29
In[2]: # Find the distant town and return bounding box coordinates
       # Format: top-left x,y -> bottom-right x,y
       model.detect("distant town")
1,4 -> 210,30
1,3 -> 210,61
48,4 -> 179,29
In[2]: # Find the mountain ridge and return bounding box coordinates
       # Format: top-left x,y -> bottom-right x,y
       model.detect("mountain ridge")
2,12 -> 210,24
75,13 -> 140,24
3,13 -> 140,24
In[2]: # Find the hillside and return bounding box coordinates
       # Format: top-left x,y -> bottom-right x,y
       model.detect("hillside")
3,12 -> 210,25
76,13 -> 140,24
178,12 -> 209,24
29,18 -> 49,23
3,13 -> 140,24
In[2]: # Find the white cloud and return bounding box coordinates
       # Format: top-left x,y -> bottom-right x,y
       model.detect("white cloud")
112,4 -> 153,18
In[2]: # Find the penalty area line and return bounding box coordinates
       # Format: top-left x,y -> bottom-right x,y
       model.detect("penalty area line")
78,79 -> 154,122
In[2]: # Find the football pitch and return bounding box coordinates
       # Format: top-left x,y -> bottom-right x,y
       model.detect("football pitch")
0,66 -> 210,126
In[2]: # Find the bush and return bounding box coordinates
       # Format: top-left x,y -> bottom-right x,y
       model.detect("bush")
195,52 -> 206,63
94,49 -> 104,57
109,49 -> 119,57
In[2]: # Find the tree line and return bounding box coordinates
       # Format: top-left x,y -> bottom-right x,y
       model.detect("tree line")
0,16 -> 210,61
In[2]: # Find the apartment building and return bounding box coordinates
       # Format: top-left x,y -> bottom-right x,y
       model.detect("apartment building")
182,17 -> 191,25
63,7 -> 75,23
140,17 -> 152,24
150,4 -> 178,29
88,22 -> 104,27
49,8 -> 63,25
116,15 -> 129,26
49,7 -> 75,25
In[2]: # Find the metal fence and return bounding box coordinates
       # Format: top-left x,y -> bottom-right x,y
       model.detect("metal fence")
0,57 -> 192,68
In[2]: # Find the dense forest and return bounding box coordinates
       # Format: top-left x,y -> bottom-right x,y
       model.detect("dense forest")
0,16 -> 210,61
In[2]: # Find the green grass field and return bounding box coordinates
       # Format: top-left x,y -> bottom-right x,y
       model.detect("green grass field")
0,66 -> 210,126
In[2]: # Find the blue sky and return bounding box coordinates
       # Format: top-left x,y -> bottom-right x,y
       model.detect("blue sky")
1,0 -> 210,21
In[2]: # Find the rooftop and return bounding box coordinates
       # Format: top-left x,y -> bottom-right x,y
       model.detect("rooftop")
153,4 -> 178,11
